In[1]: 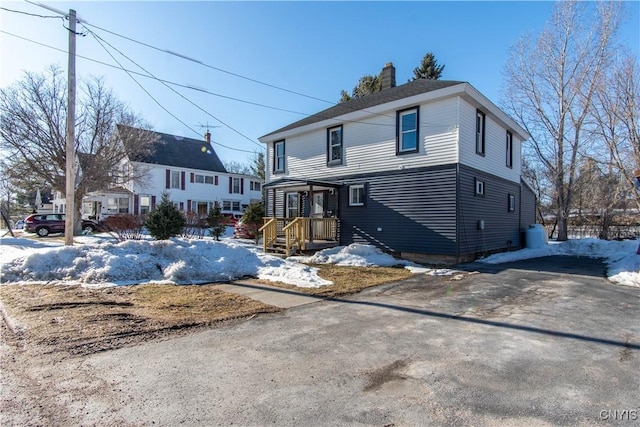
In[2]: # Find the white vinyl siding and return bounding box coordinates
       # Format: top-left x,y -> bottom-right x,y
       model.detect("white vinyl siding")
458,99 -> 521,183
264,97 -> 459,181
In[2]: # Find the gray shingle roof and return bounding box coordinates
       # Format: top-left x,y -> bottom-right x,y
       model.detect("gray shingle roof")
261,79 -> 465,138
119,125 -> 227,173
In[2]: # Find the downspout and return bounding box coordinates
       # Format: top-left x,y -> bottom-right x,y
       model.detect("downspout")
455,96 -> 461,259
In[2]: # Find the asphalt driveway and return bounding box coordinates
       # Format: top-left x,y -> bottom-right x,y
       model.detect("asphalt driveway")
3,256 -> 639,426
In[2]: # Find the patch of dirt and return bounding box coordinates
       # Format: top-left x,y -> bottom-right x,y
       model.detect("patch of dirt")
0,283 -> 280,356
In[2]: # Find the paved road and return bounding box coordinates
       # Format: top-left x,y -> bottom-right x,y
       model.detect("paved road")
4,256 -> 640,426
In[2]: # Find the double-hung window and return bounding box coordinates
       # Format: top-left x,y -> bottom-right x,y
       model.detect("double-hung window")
327,125 -> 343,165
349,184 -> 365,206
476,110 -> 486,156
274,140 -> 285,173
140,195 -> 151,214
171,171 -> 181,189
397,107 -> 419,154
231,177 -> 241,194
506,131 -> 513,168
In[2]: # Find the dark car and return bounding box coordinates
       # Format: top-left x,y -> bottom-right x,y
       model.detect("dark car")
24,213 -> 101,237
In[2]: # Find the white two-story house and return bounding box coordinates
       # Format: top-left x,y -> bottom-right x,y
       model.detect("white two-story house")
52,126 -> 263,221
258,63 -> 535,263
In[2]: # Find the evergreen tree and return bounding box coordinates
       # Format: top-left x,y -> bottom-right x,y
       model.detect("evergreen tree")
412,52 -> 445,80
339,74 -> 382,102
145,192 -> 185,240
241,201 -> 265,244
206,201 -> 227,241
251,151 -> 266,181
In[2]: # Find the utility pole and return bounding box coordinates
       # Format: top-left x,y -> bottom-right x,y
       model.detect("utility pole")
64,9 -> 77,246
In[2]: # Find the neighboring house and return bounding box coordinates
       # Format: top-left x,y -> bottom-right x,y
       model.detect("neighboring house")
258,63 -> 535,263
52,126 -> 263,221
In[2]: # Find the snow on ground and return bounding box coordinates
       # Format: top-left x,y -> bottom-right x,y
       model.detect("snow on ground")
0,231 -> 638,288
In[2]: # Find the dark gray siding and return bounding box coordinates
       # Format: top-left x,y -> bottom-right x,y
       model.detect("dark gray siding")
339,166 -> 458,255
266,189 -> 285,217
520,180 -> 536,229
458,165 -> 522,255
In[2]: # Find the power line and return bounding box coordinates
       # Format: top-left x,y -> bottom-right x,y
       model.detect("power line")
2,29 -> 453,134
85,27 -> 263,151
5,9 -> 455,134
0,30 -> 306,118
89,32 -> 257,154
0,5 -> 62,20
71,20 -> 454,130
79,20 -> 336,107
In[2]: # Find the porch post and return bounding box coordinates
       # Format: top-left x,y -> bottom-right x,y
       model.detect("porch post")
309,184 -> 314,243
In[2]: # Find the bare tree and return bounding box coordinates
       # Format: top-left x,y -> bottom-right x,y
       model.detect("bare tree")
502,1 -> 621,240
0,66 -> 154,233
591,53 -> 640,211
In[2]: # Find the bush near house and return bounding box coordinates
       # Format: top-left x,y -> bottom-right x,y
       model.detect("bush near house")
182,211 -> 208,239
240,201 -> 265,244
206,202 -> 227,241
145,192 -> 186,240
103,214 -> 144,241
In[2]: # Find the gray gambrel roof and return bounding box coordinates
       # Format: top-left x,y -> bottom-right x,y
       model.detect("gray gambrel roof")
261,79 -> 465,139
118,125 -> 227,173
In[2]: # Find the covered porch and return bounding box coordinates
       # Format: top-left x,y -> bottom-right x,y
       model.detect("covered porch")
260,178 -> 342,256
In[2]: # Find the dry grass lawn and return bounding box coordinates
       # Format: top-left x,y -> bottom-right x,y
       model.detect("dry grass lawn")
0,264 -> 414,355
256,264 -> 415,297
0,284 -> 279,355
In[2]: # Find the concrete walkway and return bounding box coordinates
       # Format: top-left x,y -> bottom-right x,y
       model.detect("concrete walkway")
212,280 -> 325,308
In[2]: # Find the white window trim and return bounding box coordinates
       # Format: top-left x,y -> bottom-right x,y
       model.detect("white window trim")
508,194 -> 516,212
349,184 -> 365,206
475,179 -> 485,196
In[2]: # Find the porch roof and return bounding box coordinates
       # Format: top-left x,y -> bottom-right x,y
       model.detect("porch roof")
263,178 -> 342,192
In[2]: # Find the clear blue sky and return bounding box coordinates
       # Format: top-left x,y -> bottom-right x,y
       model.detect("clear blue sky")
1,1 -> 639,165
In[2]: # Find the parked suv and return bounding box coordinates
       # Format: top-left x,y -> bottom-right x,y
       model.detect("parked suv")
24,214 -> 101,237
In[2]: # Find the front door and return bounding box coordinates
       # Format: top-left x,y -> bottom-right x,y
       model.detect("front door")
311,192 -> 325,239
312,192 -> 324,218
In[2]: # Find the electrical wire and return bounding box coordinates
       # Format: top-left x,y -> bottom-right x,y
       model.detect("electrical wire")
78,20 -> 453,129
85,27 -> 263,152
0,6 -> 62,20
5,6 -> 456,132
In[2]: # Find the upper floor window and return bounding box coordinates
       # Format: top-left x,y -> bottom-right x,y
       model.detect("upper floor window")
231,177 -> 241,194
476,110 -> 486,156
171,170 -> 181,189
506,131 -> 513,168
274,140 -> 285,173
250,181 -> 261,191
397,107 -> 419,154
327,125 -> 343,165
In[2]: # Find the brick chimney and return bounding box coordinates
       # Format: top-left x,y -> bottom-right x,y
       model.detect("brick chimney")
204,131 -> 211,144
381,62 -> 396,90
